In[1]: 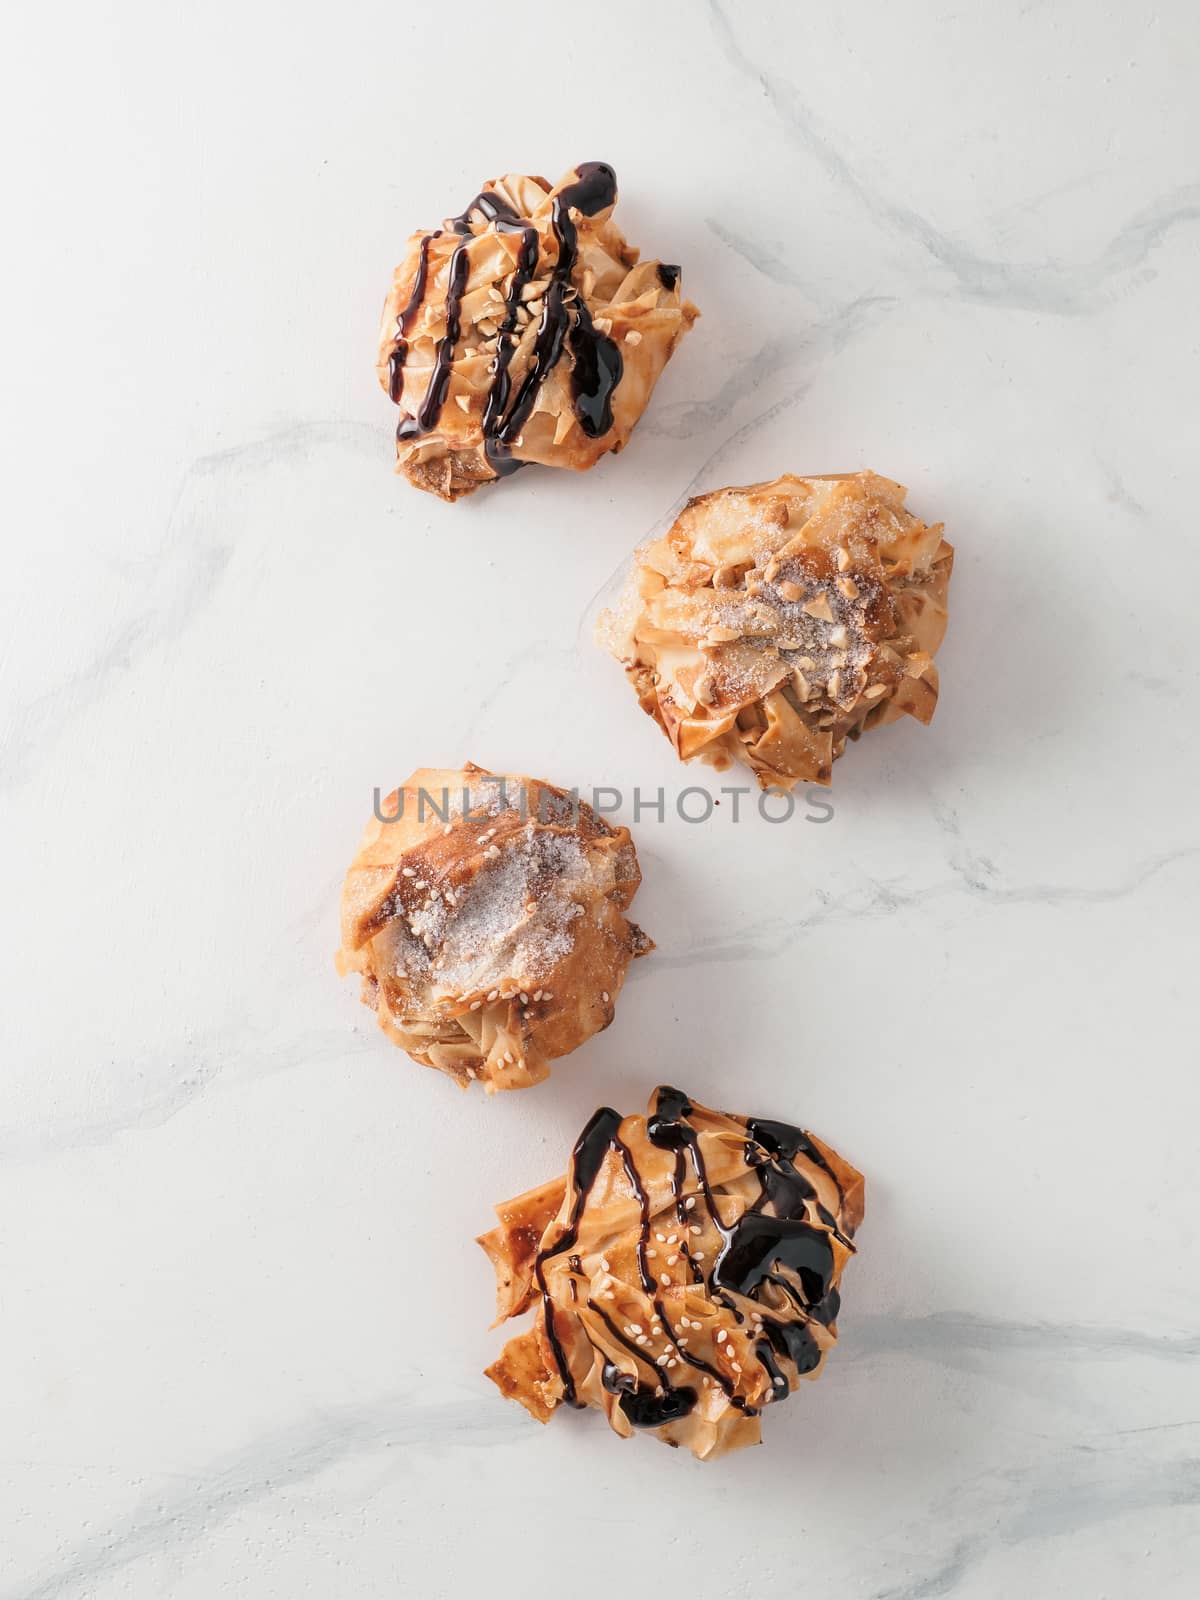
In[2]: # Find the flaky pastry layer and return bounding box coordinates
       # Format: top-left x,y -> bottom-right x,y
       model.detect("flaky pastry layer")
599,472 -> 953,787
336,764 -> 651,1091
480,1086 -> 864,1458
377,163 -> 698,500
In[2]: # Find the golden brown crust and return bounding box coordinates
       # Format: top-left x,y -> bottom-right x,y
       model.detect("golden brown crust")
336,765 -> 652,1090
599,472 -> 953,787
479,1087 -> 864,1459
378,166 -> 698,499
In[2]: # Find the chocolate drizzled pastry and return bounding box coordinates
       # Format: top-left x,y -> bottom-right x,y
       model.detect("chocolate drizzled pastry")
336,765 -> 651,1090
480,1087 -> 864,1457
599,472 -> 954,788
377,164 -> 698,500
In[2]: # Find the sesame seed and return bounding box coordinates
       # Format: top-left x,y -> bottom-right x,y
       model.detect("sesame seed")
667,1255 -> 678,1266
693,1252 -> 705,1261
646,1249 -> 657,1258
678,1338 -> 689,1348
601,990 -> 610,1003
600,1258 -> 610,1271
487,990 -> 499,1002
401,868 -> 416,878
660,1274 -> 671,1286
519,992 -> 529,1005
470,1000 -> 482,1011
684,1197 -> 696,1210
690,1225 -> 702,1235
636,1335 -> 649,1346
503,1051 -> 514,1064
716,1330 -> 727,1344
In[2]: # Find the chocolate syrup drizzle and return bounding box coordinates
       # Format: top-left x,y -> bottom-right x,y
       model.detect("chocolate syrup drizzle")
532,1086 -> 852,1431
387,231 -> 439,402
390,163 -> 632,474
534,1106 -> 623,1408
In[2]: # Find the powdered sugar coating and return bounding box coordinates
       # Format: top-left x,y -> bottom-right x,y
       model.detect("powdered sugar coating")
336,766 -> 651,1092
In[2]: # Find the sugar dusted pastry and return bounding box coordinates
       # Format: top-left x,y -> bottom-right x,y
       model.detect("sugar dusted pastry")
480,1086 -> 864,1459
336,765 -> 651,1090
377,163 -> 698,500
599,472 -> 953,788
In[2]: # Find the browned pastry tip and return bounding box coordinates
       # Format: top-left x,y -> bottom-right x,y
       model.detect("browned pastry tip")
599,471 -> 953,788
480,1086 -> 864,1458
378,164 -> 698,499
336,764 -> 651,1090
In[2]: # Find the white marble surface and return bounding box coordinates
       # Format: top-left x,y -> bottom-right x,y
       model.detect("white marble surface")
3,1 -> 1198,1594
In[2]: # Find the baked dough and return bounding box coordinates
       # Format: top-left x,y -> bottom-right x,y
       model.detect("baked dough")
480,1086 -> 864,1458
377,164 -> 698,500
336,765 -> 651,1090
599,472 -> 953,787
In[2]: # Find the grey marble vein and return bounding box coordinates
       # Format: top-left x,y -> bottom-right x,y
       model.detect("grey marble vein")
928,800 -> 1001,893
1005,1455 -> 1200,1543
646,289 -> 895,442
642,329 -> 809,440
0,421 -> 383,794
870,1451 -> 1200,1599
667,294 -> 893,504
0,1017 -> 362,1165
708,0 -> 1200,313
703,219 -> 815,291
5,1392 -> 524,1600
652,844 -> 1199,969
875,1538 -> 982,1600
847,1310 -> 1200,1366
1100,459 -> 1148,518
10,1310 -> 1197,1600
